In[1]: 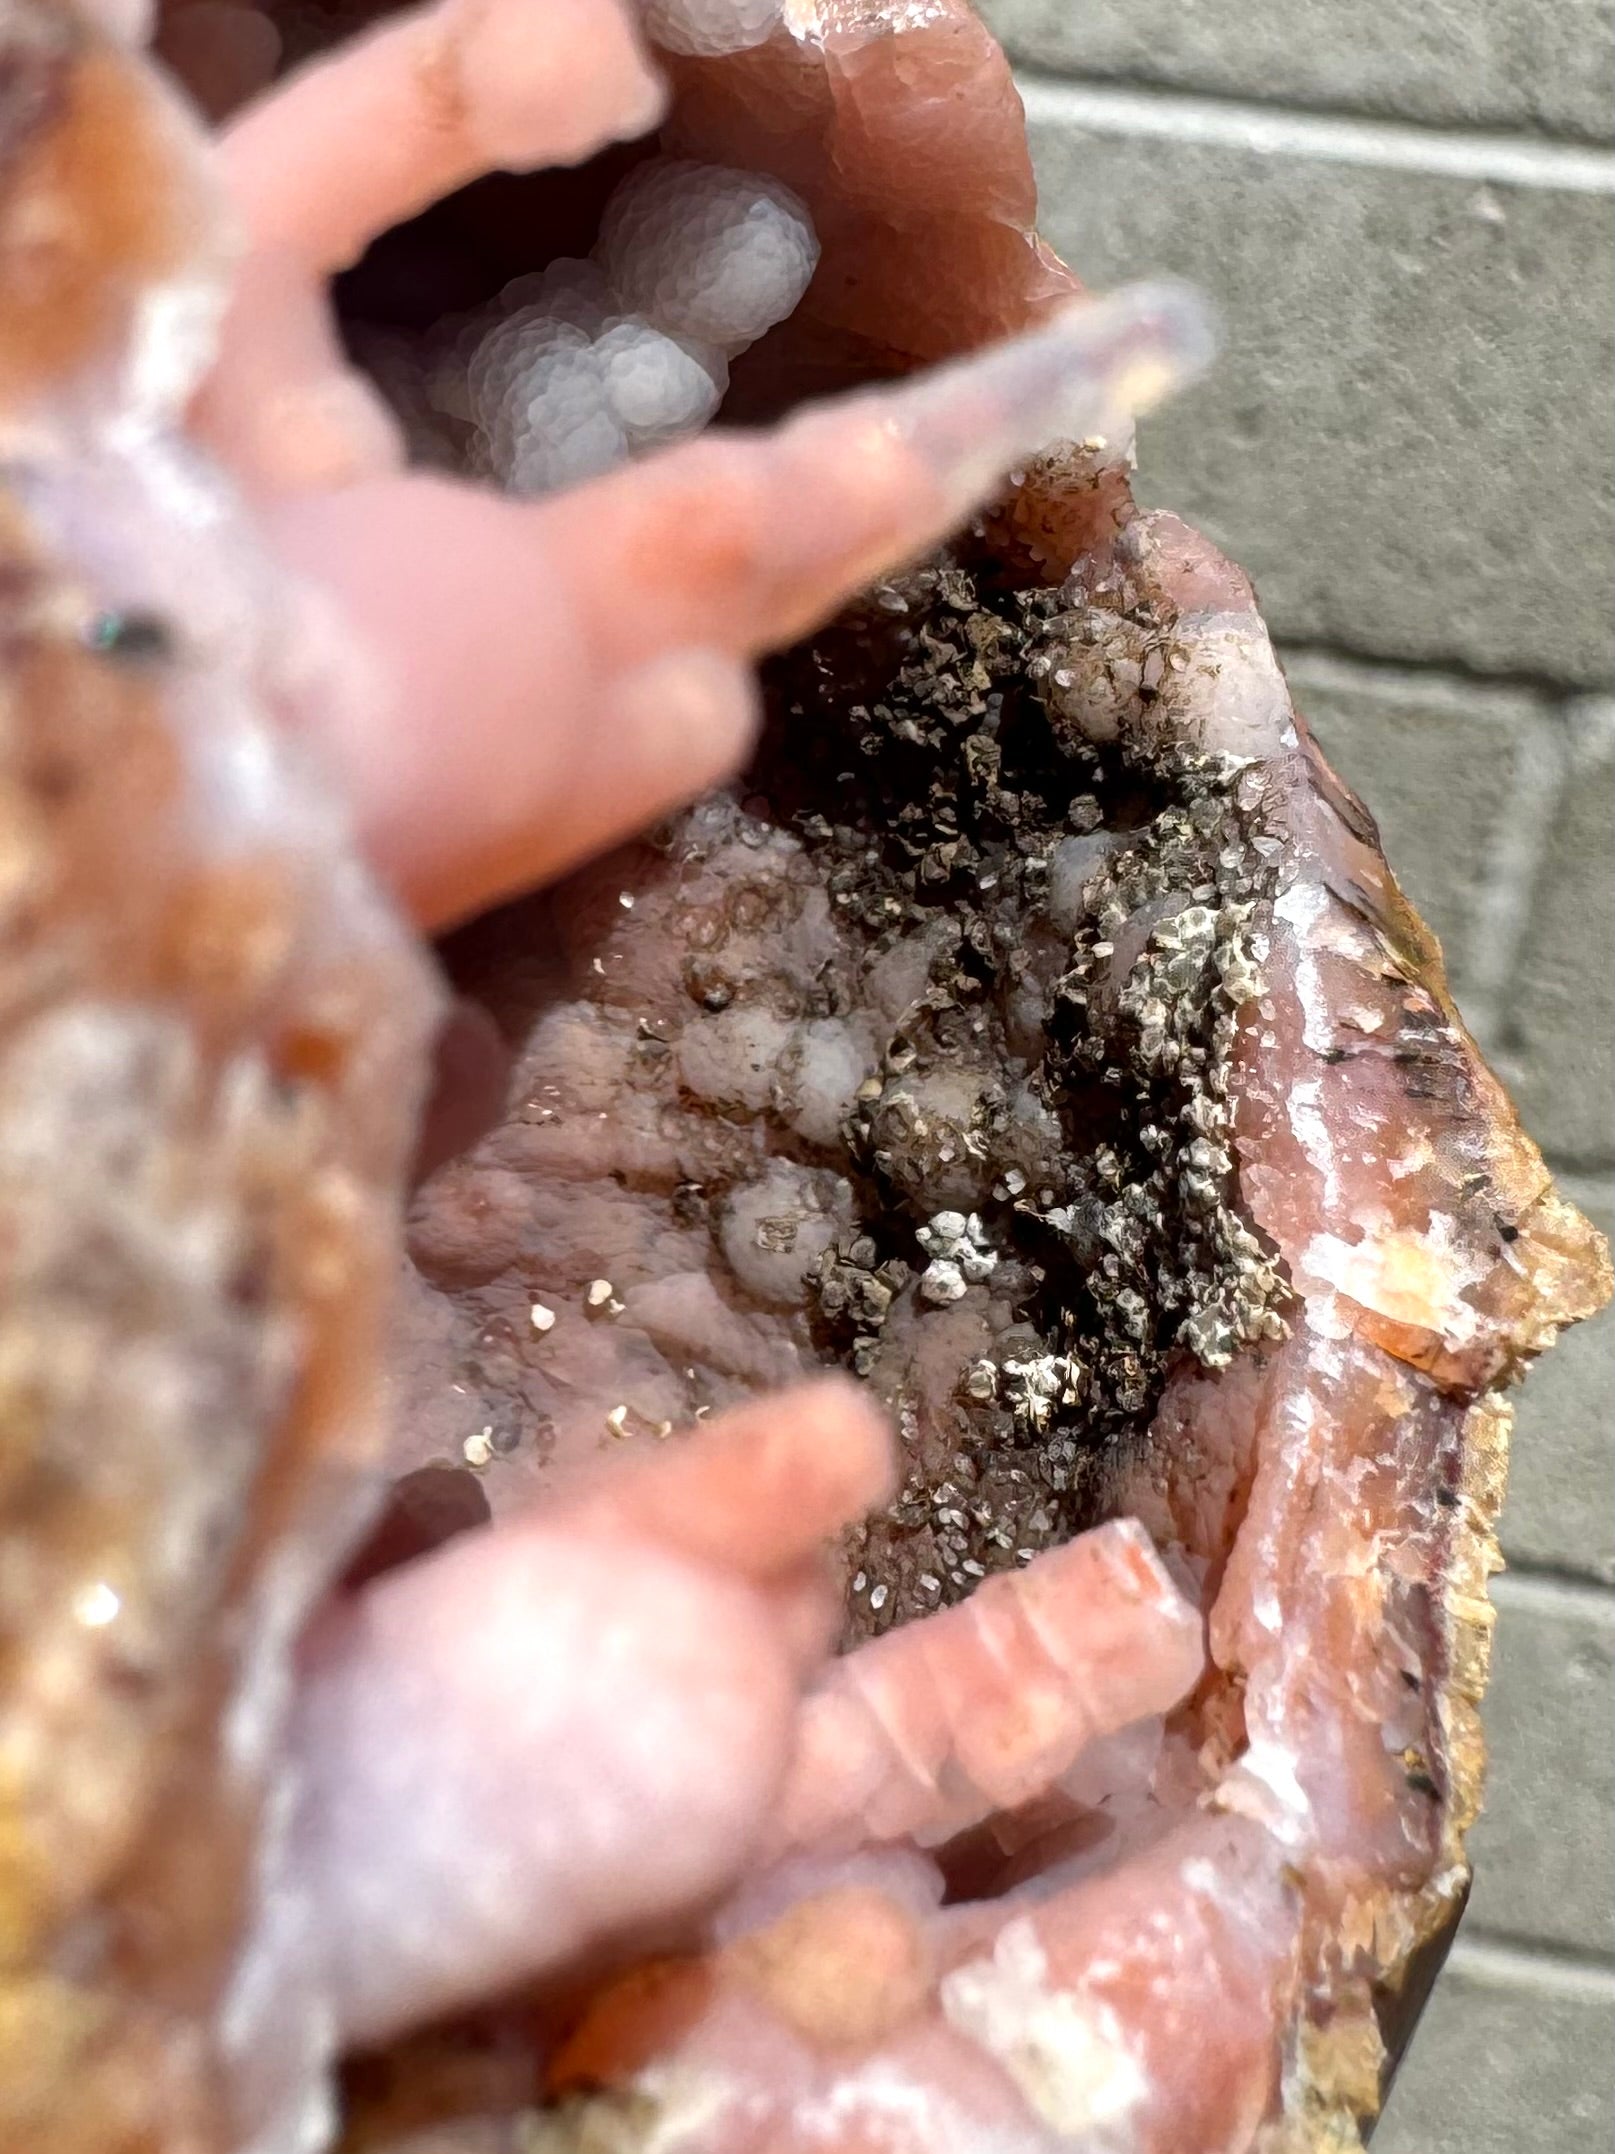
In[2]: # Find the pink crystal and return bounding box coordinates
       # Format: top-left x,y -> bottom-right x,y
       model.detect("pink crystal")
0,11 -> 437,2149
377,7 -> 1609,2150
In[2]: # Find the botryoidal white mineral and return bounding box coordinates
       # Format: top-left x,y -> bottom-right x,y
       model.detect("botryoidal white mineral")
451,159 -> 819,495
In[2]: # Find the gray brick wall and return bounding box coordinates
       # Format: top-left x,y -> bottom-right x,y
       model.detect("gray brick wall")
989,0 -> 1615,141
976,0 -> 1615,2137
1019,88 -> 1615,684
1376,1942 -> 1614,2154
1502,1176 -> 1615,1583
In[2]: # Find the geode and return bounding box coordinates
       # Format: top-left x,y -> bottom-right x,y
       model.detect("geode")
377,11 -> 1611,2153
1,2 -> 1609,2153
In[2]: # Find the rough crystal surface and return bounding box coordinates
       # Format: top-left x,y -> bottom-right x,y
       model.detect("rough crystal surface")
638,0 -> 782,60
0,12 -> 437,2151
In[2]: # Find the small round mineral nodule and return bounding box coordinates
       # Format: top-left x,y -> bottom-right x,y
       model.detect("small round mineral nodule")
637,0 -> 782,56
593,318 -> 727,449
506,332 -> 626,493
595,159 -> 820,353
513,257 -> 620,335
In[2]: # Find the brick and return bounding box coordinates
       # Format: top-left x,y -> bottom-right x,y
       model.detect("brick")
1376,1946 -> 1614,2154
1284,652 -> 1547,1007
1466,1575 -> 1615,1957
1020,95 -> 1615,686
980,0 -> 1615,144
1494,709 -> 1615,1162
1502,1176 -> 1615,1584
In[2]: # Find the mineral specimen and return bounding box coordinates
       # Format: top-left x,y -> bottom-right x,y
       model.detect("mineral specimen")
0,8 -> 437,2150
440,160 -> 819,494
3,1 -> 1609,2152
362,9 -> 1609,2154
0,7 -> 1206,2148
387,504 -> 1610,2150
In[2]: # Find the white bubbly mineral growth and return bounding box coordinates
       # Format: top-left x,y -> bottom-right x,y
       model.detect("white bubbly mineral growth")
461,158 -> 818,493
636,0 -> 782,57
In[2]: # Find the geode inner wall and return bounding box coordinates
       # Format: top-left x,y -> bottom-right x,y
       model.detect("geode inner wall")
395,490 -> 1609,2153
399,516 -> 1287,1646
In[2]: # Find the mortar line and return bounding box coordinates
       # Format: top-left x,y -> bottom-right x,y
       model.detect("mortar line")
1489,1567 -> 1615,1623
1543,1151 -> 1615,1180
1016,74 -> 1615,192
1000,63 -> 1615,158
1272,639 -> 1602,708
1451,1932 -> 1615,1998
1479,694 -> 1615,1047
1458,716 -> 1567,1042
